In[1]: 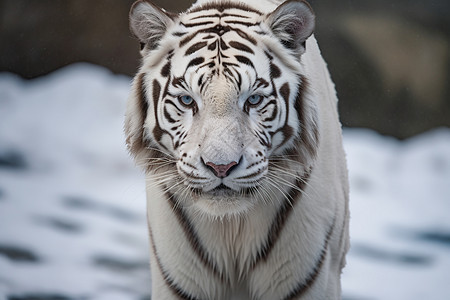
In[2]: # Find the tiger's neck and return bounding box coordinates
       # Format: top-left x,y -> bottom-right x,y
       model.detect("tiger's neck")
147,185 -> 282,286
184,198 -> 280,276
146,165 -> 314,286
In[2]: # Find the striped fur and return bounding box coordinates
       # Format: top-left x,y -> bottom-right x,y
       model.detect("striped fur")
125,0 -> 349,299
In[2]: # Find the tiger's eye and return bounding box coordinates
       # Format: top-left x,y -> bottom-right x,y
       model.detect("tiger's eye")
179,95 -> 194,106
246,94 -> 263,106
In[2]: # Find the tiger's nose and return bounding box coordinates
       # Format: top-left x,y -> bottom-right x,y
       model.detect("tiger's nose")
203,160 -> 239,178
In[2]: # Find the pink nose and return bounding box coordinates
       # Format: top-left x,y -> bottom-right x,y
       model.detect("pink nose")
204,161 -> 238,178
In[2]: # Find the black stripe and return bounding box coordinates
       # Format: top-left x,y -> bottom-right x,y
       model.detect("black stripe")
190,13 -> 221,20
261,101 -> 278,122
229,41 -> 254,54
152,79 -> 161,116
270,63 -> 281,78
222,13 -> 252,18
180,25 -> 230,47
259,99 -> 277,112
185,41 -> 208,56
188,2 -> 263,15
282,221 -> 335,300
180,32 -> 196,48
165,99 -> 184,114
181,21 -> 215,28
223,67 -> 242,90
294,76 -> 319,161
148,225 -> 200,300
224,20 -> 260,27
190,13 -> 252,20
207,40 -> 217,50
163,106 -> 177,124
179,24 -> 256,49
250,168 -> 312,269
160,51 -> 174,77
270,82 -> 296,152
161,61 -> 171,77
167,195 -> 225,282
236,71 -> 242,90
187,57 -> 205,69
220,39 -> 229,50
235,55 -> 254,68
235,29 -> 257,45
174,139 -> 181,149
279,82 -> 290,126
172,77 -> 187,89
279,83 -> 290,116
173,31 -> 187,37
253,78 -> 269,89
197,74 -> 205,89
257,130 -> 271,148
152,79 -> 164,142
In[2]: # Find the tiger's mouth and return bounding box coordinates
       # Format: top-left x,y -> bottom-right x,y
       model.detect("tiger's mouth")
210,184 -> 236,196
193,184 -> 255,198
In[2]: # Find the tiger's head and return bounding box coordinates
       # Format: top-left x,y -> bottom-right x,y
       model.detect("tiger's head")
125,0 -> 319,217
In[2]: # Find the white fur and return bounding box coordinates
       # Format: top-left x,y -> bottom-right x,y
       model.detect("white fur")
126,0 -> 349,299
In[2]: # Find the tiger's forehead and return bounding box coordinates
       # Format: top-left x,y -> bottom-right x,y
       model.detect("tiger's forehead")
183,3 -> 263,22
175,5 -> 264,44
165,6 -> 271,89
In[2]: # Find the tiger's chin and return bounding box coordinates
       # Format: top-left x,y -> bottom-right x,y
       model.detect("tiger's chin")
190,185 -> 257,218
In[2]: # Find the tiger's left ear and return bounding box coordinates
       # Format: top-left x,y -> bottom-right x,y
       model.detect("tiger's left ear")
266,0 -> 315,55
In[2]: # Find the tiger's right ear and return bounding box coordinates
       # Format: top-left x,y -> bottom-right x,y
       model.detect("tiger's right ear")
129,0 -> 176,53
266,0 -> 315,55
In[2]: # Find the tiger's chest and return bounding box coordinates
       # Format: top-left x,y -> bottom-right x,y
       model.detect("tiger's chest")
146,176 -> 331,299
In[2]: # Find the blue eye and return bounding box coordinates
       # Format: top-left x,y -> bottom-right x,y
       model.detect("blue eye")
179,95 -> 194,106
246,94 -> 263,106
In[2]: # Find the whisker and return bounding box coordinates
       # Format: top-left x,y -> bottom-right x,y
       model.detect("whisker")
255,184 -> 274,206
264,176 -> 295,207
269,165 -> 318,198
269,158 -> 306,171
145,145 -> 175,158
270,169 -> 306,190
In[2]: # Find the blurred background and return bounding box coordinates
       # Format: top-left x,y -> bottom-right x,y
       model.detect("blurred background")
1,1 -> 449,299
1,0 -> 449,138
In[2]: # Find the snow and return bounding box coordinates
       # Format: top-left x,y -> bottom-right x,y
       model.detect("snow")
0,64 -> 449,299
342,128 -> 450,300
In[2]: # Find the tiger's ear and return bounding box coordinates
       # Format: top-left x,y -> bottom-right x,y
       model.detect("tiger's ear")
266,0 -> 315,55
129,0 -> 176,53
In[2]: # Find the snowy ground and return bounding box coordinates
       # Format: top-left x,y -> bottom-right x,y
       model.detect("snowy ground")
0,64 -> 449,300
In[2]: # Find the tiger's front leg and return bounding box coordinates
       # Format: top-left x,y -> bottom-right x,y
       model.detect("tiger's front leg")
147,249 -> 175,300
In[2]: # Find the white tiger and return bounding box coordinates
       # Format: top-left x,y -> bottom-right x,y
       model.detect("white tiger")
125,0 -> 349,299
